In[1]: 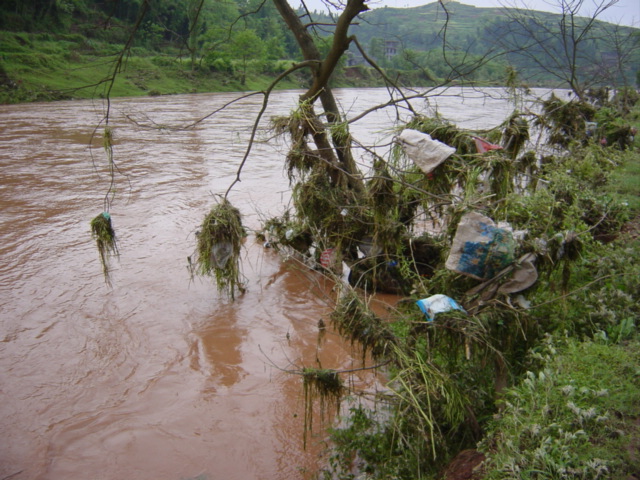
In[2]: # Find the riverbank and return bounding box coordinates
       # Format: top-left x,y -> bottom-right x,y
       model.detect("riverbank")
0,30 -> 285,103
0,30 -> 426,104
0,29 -> 530,105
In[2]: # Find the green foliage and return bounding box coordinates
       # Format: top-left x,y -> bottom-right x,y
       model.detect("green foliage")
542,239 -> 640,338
291,171 -> 364,252
501,143 -> 631,241
326,357 -> 471,480
537,94 -> 596,148
223,29 -> 266,84
480,337 -> 640,479
606,149 -> 640,213
594,106 -> 637,149
502,112 -> 530,159
0,28 -> 308,104
325,405 -> 393,479
349,2 -> 639,91
320,93 -> 640,479
389,344 -> 470,457
2,0 -> 639,98
0,0 -> 306,102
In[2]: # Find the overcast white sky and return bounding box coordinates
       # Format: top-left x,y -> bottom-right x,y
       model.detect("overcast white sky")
297,0 -> 640,27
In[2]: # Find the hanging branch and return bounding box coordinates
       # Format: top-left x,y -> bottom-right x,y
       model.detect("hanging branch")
223,60 -> 321,198
258,343 -> 391,448
192,198 -> 246,299
88,0 -> 152,286
90,211 -> 119,285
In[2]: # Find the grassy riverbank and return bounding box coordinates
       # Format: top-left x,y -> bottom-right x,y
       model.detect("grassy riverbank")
0,30 -> 404,104
0,31 -> 286,103
0,29 -> 509,105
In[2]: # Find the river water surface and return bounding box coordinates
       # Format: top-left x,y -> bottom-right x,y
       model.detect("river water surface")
0,87 -> 546,479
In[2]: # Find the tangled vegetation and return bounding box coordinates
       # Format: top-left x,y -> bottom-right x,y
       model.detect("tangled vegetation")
259,88 -> 640,479
90,212 -> 118,285
190,199 -> 245,299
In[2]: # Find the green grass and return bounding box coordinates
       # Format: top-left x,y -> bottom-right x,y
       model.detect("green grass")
0,30 -> 304,103
607,151 -> 640,214
603,102 -> 640,215
480,337 -> 640,479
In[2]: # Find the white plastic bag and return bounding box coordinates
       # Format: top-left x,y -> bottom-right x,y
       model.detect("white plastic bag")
211,242 -> 233,268
397,129 -> 456,174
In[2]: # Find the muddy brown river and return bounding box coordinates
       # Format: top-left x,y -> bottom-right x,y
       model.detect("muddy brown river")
0,87 -> 540,479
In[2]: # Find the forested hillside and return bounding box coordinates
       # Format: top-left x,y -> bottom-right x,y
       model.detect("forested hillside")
0,0 -> 638,103
349,1 -> 639,89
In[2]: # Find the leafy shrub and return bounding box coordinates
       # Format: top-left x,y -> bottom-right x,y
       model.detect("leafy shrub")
208,57 -> 234,73
262,59 -> 294,75
151,56 -> 177,68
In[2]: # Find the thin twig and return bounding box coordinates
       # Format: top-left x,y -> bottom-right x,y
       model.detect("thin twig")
223,60 -> 321,198
529,273 -> 632,309
259,344 -> 391,375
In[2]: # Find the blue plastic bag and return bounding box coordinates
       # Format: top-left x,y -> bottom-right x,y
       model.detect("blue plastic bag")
416,294 -> 466,321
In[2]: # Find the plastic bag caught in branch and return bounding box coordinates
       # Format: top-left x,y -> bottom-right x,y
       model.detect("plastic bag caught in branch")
416,294 -> 466,321
472,136 -> 503,153
446,212 -> 516,280
397,129 -> 456,174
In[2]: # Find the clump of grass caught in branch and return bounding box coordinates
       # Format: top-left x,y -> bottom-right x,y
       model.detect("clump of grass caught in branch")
302,367 -> 343,449
481,152 -> 516,203
331,289 -> 396,362
194,199 -> 245,299
369,158 -> 398,217
293,172 -> 365,251
537,94 -> 596,148
271,103 -> 322,182
406,115 -> 476,156
91,212 -> 118,285
501,112 -> 530,160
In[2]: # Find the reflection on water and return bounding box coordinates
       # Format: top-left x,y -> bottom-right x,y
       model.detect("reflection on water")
0,87 -> 544,479
190,304 -> 246,388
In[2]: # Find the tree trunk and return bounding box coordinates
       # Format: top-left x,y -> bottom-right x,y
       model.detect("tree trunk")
271,0 -> 366,193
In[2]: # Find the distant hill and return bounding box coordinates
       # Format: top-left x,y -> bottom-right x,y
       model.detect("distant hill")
351,1 -> 511,52
345,1 -> 639,88
352,1 -> 635,51
0,0 -> 637,102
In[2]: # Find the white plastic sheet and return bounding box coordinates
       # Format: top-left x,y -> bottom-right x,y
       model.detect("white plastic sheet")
397,129 -> 456,174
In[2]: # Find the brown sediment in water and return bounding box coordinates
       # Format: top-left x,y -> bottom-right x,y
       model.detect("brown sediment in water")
0,93 -> 383,480
0,89 -> 517,479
